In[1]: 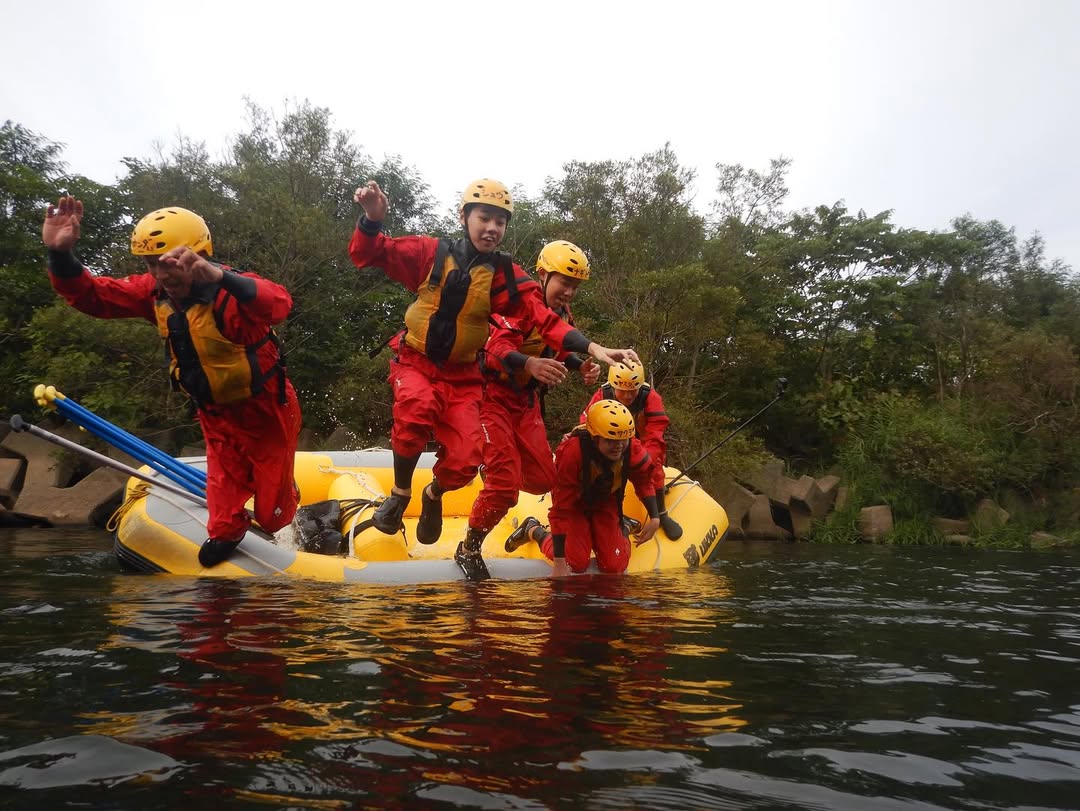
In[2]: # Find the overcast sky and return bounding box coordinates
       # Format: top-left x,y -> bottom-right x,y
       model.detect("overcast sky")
4,0 -> 1077,267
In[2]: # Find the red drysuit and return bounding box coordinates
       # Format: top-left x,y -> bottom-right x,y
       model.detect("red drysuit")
541,429 -> 656,574
48,263 -> 301,542
349,227 -> 589,489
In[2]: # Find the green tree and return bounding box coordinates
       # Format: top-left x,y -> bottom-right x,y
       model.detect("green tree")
1,122 -> 134,418
111,101 -> 440,438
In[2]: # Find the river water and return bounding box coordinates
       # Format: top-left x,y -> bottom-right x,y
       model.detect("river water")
0,528 -> 1078,810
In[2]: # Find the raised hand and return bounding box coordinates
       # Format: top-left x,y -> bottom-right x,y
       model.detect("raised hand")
353,180 -> 389,222
579,357 -> 600,386
524,356 -> 568,387
42,195 -> 83,251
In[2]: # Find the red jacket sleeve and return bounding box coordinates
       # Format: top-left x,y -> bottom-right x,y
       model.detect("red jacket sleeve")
627,438 -> 657,500
483,314 -> 529,374
50,268 -> 159,323
348,227 -> 438,292
551,304 -> 579,365
215,272 -> 294,345
639,388 -> 670,459
549,434 -> 585,521
494,273 -> 586,353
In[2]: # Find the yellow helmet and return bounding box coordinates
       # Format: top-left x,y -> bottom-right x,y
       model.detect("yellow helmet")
537,240 -> 590,281
608,360 -> 644,391
585,400 -> 636,440
460,178 -> 514,219
130,207 -> 213,256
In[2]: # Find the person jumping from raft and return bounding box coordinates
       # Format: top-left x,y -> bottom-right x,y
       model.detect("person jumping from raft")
347,179 -> 638,578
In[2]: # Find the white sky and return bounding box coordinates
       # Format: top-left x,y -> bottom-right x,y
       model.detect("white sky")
3,0 -> 1078,267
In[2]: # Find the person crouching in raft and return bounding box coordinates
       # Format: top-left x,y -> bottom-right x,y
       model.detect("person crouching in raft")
458,240 -> 601,580
582,360 -> 683,539
348,178 -> 638,573
41,197 -> 302,568
507,400 -> 660,577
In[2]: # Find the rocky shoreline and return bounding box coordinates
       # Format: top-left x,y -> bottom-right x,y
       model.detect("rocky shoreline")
0,421 -> 1065,548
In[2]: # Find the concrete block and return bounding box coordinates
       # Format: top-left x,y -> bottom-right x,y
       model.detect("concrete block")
14,467 -> 128,527
0,457 -> 25,506
713,479 -> 756,530
857,505 -> 894,542
2,429 -> 75,489
815,474 -> 841,499
738,459 -> 794,506
790,477 -> 835,518
788,501 -> 815,539
744,494 -> 791,540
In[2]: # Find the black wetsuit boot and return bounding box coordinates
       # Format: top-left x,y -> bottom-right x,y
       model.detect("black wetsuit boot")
657,490 -> 683,539
455,527 -> 491,581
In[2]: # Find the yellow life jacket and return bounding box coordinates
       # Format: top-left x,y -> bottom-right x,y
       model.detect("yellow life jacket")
154,280 -> 283,408
570,424 -> 630,505
404,239 -> 515,364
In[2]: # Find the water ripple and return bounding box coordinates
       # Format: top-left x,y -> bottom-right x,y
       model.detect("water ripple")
1,535 -> 1079,808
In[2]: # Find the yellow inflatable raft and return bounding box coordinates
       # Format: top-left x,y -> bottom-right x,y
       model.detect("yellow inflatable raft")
111,450 -> 728,583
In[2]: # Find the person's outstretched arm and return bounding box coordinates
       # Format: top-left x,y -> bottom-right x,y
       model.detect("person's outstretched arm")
42,195 -> 156,321
347,180 -> 436,291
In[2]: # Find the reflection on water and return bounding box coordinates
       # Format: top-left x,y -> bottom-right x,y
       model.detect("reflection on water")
1,529 -> 1080,809
91,569 -> 745,792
